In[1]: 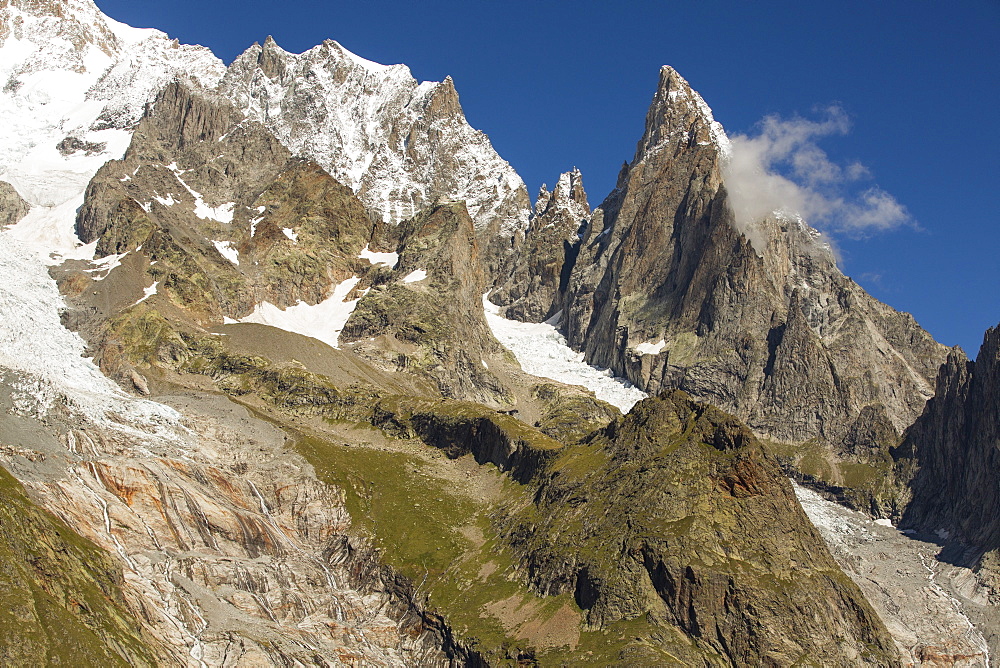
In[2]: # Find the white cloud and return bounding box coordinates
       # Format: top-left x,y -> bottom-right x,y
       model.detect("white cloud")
723,107 -> 911,246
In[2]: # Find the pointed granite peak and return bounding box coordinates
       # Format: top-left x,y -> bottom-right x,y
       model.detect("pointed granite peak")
423,75 -> 463,118
634,65 -> 729,163
537,168 -> 589,224
256,35 -> 288,79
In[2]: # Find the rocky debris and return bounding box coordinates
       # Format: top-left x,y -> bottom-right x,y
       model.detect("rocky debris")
0,463 -> 160,666
0,383 -> 459,666
491,168 -> 591,322
0,180 -> 29,226
795,484 -> 991,666
511,66 -> 950,483
56,135 -> 107,156
219,36 -> 531,238
500,390 -> 901,666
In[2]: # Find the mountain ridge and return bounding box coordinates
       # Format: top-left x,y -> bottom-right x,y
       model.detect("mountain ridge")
0,0 -> 995,664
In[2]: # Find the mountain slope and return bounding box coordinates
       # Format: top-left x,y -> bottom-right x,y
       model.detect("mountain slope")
499,391 -> 900,665
1,0 -> 993,665
0,463 -> 160,666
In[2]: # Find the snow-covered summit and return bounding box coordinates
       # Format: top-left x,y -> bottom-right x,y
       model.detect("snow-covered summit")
535,168 -> 590,229
220,37 -> 531,233
0,0 -> 223,423
0,0 -> 224,245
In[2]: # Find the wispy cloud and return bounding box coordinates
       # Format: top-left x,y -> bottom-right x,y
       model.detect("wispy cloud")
723,107 -> 911,243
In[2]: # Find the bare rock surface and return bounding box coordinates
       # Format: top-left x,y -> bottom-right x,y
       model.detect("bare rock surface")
0,381 -> 455,665
491,168 -> 591,323
0,179 -> 29,226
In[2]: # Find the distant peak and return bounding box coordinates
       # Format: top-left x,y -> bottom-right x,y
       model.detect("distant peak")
324,39 -> 395,73
535,168 -> 589,221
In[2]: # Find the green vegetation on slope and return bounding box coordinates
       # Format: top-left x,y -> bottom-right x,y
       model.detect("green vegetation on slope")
0,465 -> 159,666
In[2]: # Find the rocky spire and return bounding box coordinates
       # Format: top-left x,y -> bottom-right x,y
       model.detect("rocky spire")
553,65 -> 946,459
634,65 -> 730,163
488,168 -> 591,322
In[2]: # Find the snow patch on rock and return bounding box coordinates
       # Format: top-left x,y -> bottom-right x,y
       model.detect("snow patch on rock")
232,277 -> 366,349
359,244 -> 398,268
133,280 -> 158,305
635,339 -> 667,355
212,240 -> 239,265
483,295 -> 647,413
401,269 -> 427,284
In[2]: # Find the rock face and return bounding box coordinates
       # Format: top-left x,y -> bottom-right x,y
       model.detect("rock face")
342,202 -> 512,405
491,168 -> 591,322
219,37 -> 531,236
900,325 -> 1000,552
501,390 -> 900,665
74,80 -> 376,322
544,66 -> 946,450
0,180 -> 29,226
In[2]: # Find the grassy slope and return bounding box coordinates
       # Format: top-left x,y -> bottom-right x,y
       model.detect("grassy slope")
0,465 -> 159,666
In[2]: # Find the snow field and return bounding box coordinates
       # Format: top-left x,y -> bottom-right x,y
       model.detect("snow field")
230,277 -> 366,349
483,295 -> 647,413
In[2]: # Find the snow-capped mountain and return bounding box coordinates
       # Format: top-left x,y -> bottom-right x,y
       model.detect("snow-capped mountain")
0,0 -> 224,256
220,37 -> 530,233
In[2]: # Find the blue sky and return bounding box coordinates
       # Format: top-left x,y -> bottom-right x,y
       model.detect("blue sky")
95,0 -> 1000,357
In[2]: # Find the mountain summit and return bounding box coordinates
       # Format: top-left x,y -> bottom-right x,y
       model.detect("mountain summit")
221,36 -> 531,234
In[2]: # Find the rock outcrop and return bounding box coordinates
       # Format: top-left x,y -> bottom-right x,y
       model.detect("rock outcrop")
491,168 -> 591,322
0,180 -> 29,226
342,202 -> 512,405
73,80 -> 377,326
522,66 -> 946,455
501,390 -> 901,665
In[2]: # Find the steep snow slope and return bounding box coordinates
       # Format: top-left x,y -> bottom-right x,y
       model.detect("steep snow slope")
0,0 -> 223,258
221,37 -> 531,233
